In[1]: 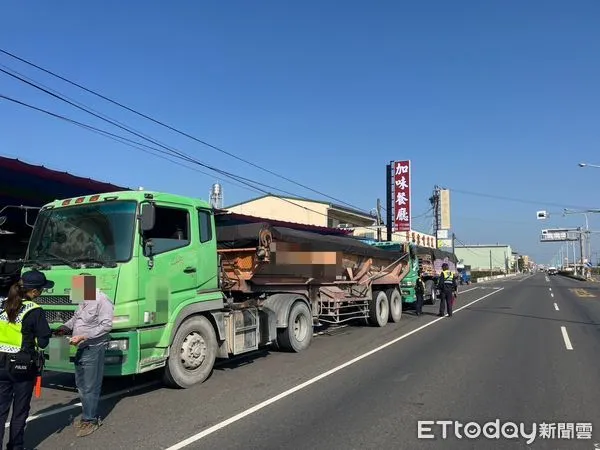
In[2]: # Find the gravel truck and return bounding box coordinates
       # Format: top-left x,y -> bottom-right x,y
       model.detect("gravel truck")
20,190 -> 410,388
366,241 -> 457,306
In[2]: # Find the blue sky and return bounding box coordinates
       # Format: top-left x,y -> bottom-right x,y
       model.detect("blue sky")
1,1 -> 599,264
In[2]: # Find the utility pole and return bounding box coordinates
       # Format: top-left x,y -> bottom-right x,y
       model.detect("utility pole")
376,198 -> 383,242
430,186 -> 441,248
451,232 -> 455,254
579,227 -> 584,276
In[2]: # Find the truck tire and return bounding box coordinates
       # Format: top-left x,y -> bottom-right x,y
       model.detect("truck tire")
368,290 -> 389,327
277,301 -> 313,353
425,280 -> 436,305
429,285 -> 437,306
386,287 -> 402,323
163,315 -> 217,389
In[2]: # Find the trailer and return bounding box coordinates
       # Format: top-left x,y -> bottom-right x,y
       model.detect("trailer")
366,241 -> 457,306
19,190 -> 411,388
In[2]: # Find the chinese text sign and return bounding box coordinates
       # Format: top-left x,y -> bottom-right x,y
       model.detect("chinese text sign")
393,160 -> 411,232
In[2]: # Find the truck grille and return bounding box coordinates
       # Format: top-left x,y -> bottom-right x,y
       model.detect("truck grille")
43,310 -> 74,324
37,295 -> 72,306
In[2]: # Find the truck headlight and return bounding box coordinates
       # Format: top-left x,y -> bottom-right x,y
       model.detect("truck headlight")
107,339 -> 129,351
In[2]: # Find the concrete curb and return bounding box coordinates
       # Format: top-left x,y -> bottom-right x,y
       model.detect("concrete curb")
475,273 -> 518,283
558,272 -> 588,282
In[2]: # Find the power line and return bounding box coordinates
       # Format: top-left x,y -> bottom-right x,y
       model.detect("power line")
0,92 -> 309,198
0,62 -> 385,226
0,47 -> 370,214
449,187 -> 599,211
1,92 -> 413,238
0,94 -> 262,196
0,59 -> 435,241
453,235 -> 508,268
0,67 -> 381,227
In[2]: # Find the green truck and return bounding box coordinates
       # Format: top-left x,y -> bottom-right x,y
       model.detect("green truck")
23,190 -> 411,388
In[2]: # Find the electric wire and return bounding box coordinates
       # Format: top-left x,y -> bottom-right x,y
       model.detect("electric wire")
0,93 -> 421,239
0,47 -> 370,214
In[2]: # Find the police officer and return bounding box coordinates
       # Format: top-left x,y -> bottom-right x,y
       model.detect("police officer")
437,263 -> 456,317
415,270 -> 425,316
0,270 -> 52,450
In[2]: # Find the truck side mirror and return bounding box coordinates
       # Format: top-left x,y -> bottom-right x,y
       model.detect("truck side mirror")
140,203 -> 156,232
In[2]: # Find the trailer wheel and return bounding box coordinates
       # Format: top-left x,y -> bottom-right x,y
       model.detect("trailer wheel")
163,315 -> 217,389
386,288 -> 402,323
429,286 -> 437,306
425,280 -> 437,305
277,301 -> 313,353
368,290 -> 389,327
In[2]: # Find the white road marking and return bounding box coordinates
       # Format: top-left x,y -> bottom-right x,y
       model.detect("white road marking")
7,380 -> 160,428
549,288 -> 552,291
459,287 -> 479,294
545,277 -> 550,282
165,287 -> 506,450
554,303 -> 559,311
561,326 -> 573,350
551,292 -> 554,298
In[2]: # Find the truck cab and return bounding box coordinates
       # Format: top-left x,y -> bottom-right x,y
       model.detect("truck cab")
23,190 -> 223,387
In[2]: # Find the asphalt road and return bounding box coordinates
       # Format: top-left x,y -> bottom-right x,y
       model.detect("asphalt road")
16,273 -> 600,449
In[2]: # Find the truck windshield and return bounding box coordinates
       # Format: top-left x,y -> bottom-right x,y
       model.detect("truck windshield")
28,201 -> 137,264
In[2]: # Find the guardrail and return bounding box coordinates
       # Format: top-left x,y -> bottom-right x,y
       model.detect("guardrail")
475,273 -> 518,283
557,271 -> 588,281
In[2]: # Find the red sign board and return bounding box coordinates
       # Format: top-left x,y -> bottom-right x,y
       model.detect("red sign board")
392,160 -> 411,232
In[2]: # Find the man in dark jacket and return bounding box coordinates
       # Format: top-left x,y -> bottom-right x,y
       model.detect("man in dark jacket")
415,270 -> 425,316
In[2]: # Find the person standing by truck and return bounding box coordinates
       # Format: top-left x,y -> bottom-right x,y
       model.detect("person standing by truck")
0,270 -> 52,450
55,289 -> 114,438
437,263 -> 456,317
415,270 -> 425,316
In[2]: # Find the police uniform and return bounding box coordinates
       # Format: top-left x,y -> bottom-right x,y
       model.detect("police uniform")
0,272 -> 52,450
438,268 -> 455,317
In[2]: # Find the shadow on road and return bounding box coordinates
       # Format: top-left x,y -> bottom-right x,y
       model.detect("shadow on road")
466,307 -> 600,326
24,371 -> 163,449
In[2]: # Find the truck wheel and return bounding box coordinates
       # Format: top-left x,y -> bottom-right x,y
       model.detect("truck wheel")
277,301 -> 313,353
368,290 -> 389,327
386,288 -> 402,323
424,280 -> 437,305
429,286 -> 437,306
163,315 -> 217,389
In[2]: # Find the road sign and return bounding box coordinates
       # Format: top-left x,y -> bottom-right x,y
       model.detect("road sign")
540,228 -> 580,242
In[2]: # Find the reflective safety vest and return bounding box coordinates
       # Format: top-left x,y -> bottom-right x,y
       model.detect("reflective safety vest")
442,270 -> 454,285
0,301 -> 41,354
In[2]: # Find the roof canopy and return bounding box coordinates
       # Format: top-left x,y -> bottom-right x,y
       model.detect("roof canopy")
0,156 -> 129,208
0,156 -> 129,233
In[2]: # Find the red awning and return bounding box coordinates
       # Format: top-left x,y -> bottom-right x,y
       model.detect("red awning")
0,156 -> 129,207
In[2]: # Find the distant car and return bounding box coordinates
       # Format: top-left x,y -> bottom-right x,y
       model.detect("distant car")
548,267 -> 558,275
